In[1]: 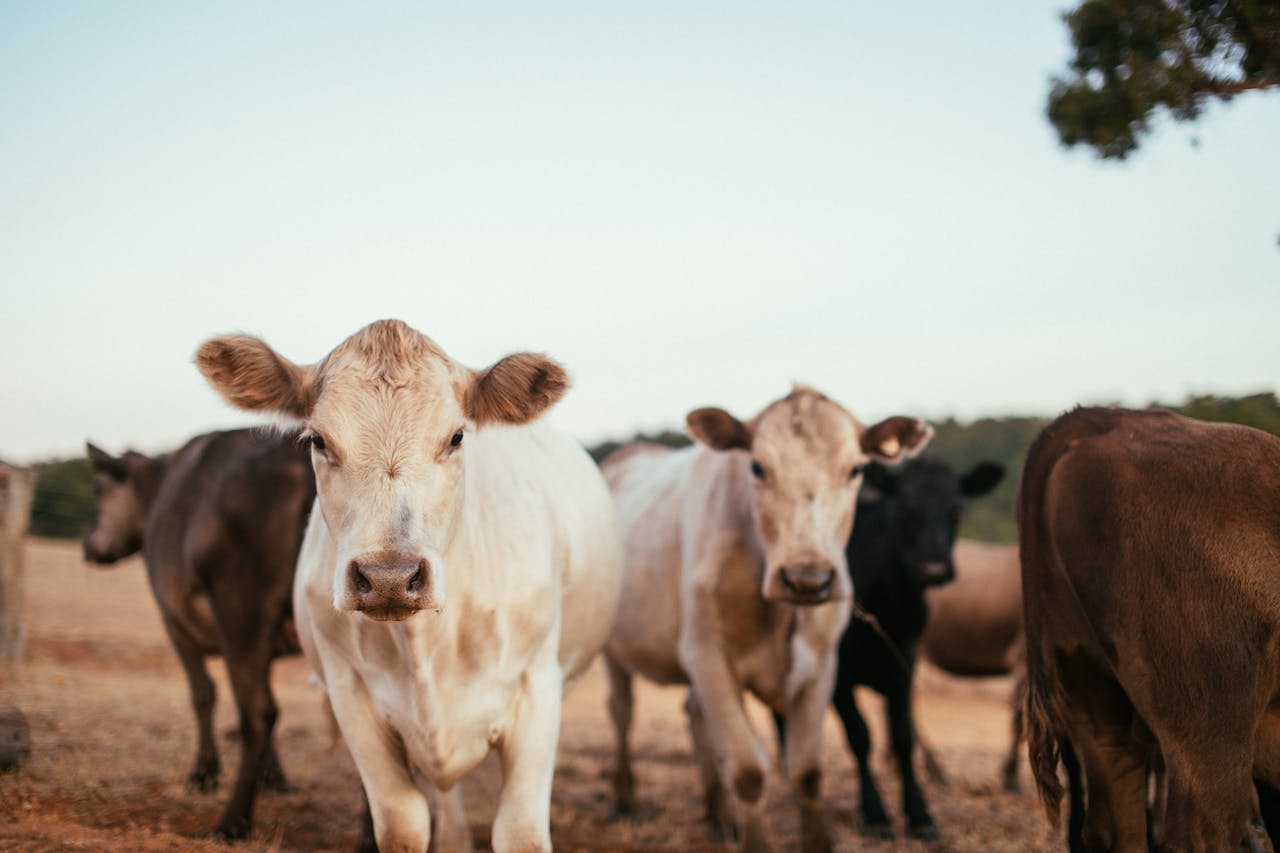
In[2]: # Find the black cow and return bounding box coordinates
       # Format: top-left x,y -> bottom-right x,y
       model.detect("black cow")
777,456 -> 1003,840
84,428 -> 314,840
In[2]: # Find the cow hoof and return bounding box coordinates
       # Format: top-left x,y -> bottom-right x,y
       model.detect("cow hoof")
607,802 -> 634,820
211,816 -> 250,842
709,821 -> 739,844
908,822 -> 941,842
261,772 -> 296,794
862,821 -> 894,840
186,769 -> 220,793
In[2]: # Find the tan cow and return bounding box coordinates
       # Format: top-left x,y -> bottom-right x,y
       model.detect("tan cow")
197,319 -> 623,853
603,387 -> 932,853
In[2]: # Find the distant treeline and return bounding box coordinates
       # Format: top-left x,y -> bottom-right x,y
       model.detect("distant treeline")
24,392 -> 1280,542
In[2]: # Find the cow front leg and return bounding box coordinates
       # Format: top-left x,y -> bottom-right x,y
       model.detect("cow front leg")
687,692 -> 736,842
885,680 -> 939,840
329,679 -> 431,853
426,783 -> 472,853
832,680 -> 892,838
678,633 -> 772,853
782,654 -> 837,853
493,658 -> 561,853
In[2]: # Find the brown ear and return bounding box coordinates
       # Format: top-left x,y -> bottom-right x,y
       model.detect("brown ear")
860,416 -> 933,461
686,407 -> 753,451
466,353 -> 569,426
195,334 -> 315,419
86,442 -> 127,479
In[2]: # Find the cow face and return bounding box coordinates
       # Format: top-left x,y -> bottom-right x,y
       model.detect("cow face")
83,443 -> 149,565
196,319 -> 568,622
686,387 -> 933,605
863,458 -> 1003,587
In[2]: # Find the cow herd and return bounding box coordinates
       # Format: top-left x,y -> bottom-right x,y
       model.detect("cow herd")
73,318 -> 1280,853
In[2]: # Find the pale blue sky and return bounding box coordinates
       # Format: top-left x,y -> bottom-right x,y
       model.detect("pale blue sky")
2,2 -> 1277,462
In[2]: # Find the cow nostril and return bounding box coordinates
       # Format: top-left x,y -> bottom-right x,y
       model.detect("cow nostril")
780,570 -> 797,593
350,561 -> 372,594
407,560 -> 426,593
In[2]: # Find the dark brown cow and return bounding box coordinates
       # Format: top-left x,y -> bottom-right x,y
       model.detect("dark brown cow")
84,428 -> 314,840
1020,407 -> 1280,851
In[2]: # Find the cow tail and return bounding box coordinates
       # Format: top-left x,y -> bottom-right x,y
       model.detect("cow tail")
1024,668 -> 1064,828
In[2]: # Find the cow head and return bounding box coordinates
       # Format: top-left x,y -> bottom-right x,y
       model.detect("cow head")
195,319 -> 568,622
83,443 -> 157,565
862,457 -> 1003,587
686,387 -> 933,605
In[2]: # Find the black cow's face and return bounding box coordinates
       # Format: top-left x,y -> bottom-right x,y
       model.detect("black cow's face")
865,457 -> 1003,588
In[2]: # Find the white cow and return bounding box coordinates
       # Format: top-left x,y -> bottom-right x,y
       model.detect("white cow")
196,319 -> 623,853
602,388 -> 932,852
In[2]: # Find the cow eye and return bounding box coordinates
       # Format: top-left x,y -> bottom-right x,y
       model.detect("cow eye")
308,434 -> 326,453
850,464 -> 865,480
450,430 -> 464,448
750,460 -> 766,481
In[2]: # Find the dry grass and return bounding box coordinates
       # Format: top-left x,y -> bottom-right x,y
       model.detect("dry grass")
0,538 -> 1061,851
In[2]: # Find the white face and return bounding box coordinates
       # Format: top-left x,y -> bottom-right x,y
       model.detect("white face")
195,319 -> 570,623
687,389 -> 933,605
303,349 -> 469,620
745,396 -> 862,604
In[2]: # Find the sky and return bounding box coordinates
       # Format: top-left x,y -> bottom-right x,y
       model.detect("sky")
2,2 -> 1277,463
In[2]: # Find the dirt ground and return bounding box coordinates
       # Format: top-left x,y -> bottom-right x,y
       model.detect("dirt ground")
1,538 -> 1062,851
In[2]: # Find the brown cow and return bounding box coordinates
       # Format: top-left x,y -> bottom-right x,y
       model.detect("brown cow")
84,429 -> 314,840
918,539 -> 1025,792
1021,406 -> 1280,851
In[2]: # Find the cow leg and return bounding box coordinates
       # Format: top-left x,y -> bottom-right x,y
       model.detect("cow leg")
1064,706 -> 1148,853
260,741 -> 294,793
1061,737 -> 1086,853
678,634 -> 772,853
831,680 -> 892,839
1001,682 -> 1024,793
916,718 -> 950,788
781,654 -> 837,853
604,652 -> 636,817
425,784 -> 472,853
492,657 -> 561,853
212,638 -> 280,840
686,692 -> 736,843
330,679 -> 432,853
166,625 -> 220,792
1160,738 -> 1260,852
885,678 -> 938,841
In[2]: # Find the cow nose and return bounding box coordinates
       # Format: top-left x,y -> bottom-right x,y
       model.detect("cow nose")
779,564 -> 837,602
346,551 -> 431,621
921,561 -> 953,585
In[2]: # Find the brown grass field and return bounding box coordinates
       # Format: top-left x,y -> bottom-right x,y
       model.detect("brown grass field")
1,538 -> 1061,851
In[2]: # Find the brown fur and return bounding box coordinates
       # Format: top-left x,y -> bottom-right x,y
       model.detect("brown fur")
1019,406 -> 1280,850
685,407 -> 753,451
466,352 -> 569,426
195,335 -> 317,418
83,430 -> 315,841
860,415 -> 932,459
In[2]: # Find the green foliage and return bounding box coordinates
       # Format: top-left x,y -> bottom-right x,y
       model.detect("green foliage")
29,457 -> 96,540
1048,0 -> 1280,158
1170,391 -> 1280,434
926,416 -> 1051,544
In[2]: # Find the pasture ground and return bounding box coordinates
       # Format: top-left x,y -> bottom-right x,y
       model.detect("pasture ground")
1,538 -> 1059,851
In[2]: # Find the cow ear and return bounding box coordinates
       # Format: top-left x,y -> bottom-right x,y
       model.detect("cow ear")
195,334 -> 316,421
86,442 -> 127,480
861,461 -> 897,496
686,407 -> 753,452
860,417 -> 933,462
466,353 -> 569,426
960,461 -> 1004,497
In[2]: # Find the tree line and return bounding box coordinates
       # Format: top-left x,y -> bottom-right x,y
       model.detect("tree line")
22,391 -> 1280,543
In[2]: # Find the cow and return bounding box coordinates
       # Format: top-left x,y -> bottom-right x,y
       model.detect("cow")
83,429 -> 314,840
918,539 -> 1025,793
194,318 -> 623,853
795,457 -> 1002,841
602,386 -> 932,853
1021,406 -> 1280,851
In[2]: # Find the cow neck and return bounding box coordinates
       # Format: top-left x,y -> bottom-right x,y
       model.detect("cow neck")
135,455 -> 171,517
